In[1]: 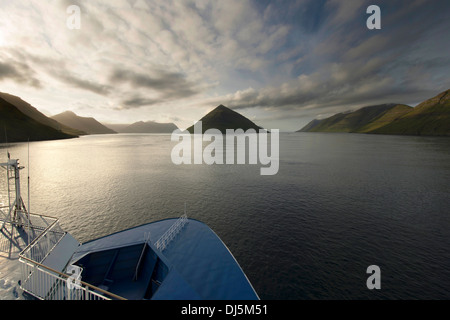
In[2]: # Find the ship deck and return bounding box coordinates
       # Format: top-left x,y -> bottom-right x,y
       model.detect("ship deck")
0,221 -> 37,300
71,218 -> 259,300
0,217 -> 259,300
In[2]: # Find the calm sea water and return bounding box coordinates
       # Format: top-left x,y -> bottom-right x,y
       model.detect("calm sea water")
2,133 -> 450,299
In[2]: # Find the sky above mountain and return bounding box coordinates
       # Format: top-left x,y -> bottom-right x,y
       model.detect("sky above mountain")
0,0 -> 449,131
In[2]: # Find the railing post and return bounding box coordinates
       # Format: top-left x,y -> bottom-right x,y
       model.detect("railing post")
32,263 -> 36,296
66,283 -> 71,301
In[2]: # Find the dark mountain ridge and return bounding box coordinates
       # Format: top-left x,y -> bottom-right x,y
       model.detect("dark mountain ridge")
0,92 -> 85,136
107,121 -> 179,133
51,111 -> 116,135
0,97 -> 76,143
186,105 -> 263,133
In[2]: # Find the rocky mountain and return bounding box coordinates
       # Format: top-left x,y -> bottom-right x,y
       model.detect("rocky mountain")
186,104 -> 263,133
107,121 -> 178,133
51,111 -> 116,135
369,89 -> 450,136
103,123 -> 129,133
298,89 -> 450,136
299,104 -> 412,133
0,96 -> 76,143
0,92 -> 85,136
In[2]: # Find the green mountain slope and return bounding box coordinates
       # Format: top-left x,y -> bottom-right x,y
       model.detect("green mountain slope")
186,105 -> 263,133
0,97 -> 76,143
299,104 -> 410,133
298,89 -> 450,136
370,89 -> 450,136
357,104 -> 413,132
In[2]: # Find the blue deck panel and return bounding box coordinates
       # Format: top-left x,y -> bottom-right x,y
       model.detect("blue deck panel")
152,269 -> 202,300
71,218 -> 258,300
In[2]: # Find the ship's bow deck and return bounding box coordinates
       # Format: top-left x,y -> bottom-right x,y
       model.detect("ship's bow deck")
71,218 -> 259,300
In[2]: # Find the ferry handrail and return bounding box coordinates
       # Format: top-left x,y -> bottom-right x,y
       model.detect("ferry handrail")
133,232 -> 151,281
155,214 -> 188,251
18,212 -> 128,300
19,215 -> 59,256
19,255 -> 127,300
18,214 -> 65,265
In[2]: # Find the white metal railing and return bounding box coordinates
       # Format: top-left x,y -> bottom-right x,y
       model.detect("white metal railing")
19,256 -> 125,300
18,213 -> 126,300
155,214 -> 188,251
2,156 -> 125,300
19,215 -> 64,264
0,207 -> 7,227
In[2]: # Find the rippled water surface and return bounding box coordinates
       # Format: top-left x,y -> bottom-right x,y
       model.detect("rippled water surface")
2,133 -> 450,299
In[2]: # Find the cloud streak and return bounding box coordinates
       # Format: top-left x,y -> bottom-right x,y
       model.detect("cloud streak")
0,0 -> 448,130
110,67 -> 201,105
0,61 -> 42,88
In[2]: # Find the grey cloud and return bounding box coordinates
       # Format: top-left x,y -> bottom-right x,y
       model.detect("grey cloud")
110,67 -> 200,106
110,68 -> 181,90
118,96 -> 160,109
0,63 -> 18,78
219,56 -> 443,116
56,72 -> 112,96
0,60 -> 42,88
215,0 -> 450,117
0,48 -> 112,95
1,0 -> 449,130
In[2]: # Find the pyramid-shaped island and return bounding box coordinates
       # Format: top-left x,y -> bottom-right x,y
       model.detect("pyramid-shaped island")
186,105 -> 263,134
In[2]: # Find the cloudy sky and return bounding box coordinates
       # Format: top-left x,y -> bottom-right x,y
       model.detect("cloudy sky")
0,0 -> 449,131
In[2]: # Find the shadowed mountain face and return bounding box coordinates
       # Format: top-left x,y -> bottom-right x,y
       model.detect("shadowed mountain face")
299,88 -> 450,136
106,121 -> 178,133
0,92 -> 85,136
0,97 -> 76,143
51,111 -> 116,135
186,105 -> 263,134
